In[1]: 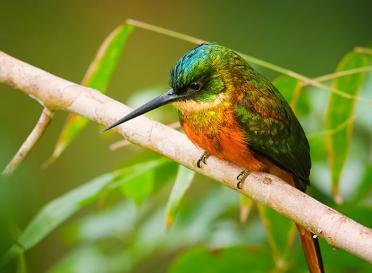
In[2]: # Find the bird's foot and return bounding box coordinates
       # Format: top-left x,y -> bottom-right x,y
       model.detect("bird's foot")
197,152 -> 210,168
236,170 -> 250,189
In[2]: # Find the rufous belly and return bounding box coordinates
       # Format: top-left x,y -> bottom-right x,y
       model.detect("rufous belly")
181,120 -> 265,172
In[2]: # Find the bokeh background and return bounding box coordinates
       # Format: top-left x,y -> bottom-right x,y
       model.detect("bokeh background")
1,0 -> 371,272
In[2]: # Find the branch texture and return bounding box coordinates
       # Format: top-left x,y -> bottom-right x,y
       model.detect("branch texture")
0,51 -> 371,262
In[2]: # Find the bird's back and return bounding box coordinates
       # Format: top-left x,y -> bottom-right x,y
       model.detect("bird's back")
233,66 -> 311,188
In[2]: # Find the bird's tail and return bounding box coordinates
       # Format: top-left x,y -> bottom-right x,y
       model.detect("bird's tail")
296,222 -> 324,273
266,165 -> 324,272
289,175 -> 324,273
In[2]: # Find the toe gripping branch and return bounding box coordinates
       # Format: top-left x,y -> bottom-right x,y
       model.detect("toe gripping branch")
197,152 -> 210,168
196,152 -> 250,190
236,170 -> 250,189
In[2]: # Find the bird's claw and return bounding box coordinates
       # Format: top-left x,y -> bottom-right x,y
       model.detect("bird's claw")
197,152 -> 210,168
236,170 -> 250,189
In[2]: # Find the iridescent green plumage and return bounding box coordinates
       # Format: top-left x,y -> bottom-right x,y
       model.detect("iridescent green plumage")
105,43 -> 323,273
170,43 -> 310,188
168,44 -> 322,273
233,66 -> 311,184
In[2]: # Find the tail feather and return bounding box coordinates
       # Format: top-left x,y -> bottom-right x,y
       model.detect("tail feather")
296,224 -> 324,273
266,165 -> 324,272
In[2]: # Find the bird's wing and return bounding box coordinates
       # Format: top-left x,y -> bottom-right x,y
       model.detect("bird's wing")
234,72 -> 311,183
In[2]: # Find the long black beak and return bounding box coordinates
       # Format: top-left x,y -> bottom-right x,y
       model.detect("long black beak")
103,89 -> 179,132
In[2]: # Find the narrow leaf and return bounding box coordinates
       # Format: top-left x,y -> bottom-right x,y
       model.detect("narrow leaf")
121,169 -> 154,204
273,75 -> 310,115
80,24 -> 134,90
115,158 -> 169,204
16,251 -> 26,273
0,158 -> 166,267
165,165 -> 195,228
45,23 -> 134,166
169,246 -> 273,273
351,165 -> 372,203
325,51 -> 370,203
0,173 -> 114,267
257,204 -> 295,271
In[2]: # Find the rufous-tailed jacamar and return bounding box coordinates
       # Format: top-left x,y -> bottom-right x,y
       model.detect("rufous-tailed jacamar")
104,43 -> 324,273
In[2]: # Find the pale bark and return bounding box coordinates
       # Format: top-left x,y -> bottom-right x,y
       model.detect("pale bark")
0,51 -> 371,262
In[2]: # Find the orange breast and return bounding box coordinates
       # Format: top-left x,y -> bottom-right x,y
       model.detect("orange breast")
181,116 -> 265,172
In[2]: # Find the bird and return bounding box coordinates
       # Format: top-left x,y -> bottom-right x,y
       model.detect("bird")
104,43 -> 324,273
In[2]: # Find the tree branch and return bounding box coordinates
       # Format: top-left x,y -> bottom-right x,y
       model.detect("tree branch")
110,121 -> 180,150
0,51 -> 371,262
2,107 -> 53,175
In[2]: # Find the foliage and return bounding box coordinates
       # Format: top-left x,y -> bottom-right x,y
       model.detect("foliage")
44,23 -> 134,166
165,165 -> 195,228
1,21 -> 372,273
325,52 -> 371,202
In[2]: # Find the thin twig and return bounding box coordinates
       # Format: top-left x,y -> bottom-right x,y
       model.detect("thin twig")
109,139 -> 131,150
257,204 -> 280,261
354,47 -> 372,55
126,19 -> 372,105
2,108 -> 54,175
241,53 -> 372,104
126,19 -> 206,45
306,66 -> 372,86
0,51 -> 371,262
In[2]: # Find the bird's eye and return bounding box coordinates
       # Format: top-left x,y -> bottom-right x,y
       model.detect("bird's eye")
189,82 -> 202,91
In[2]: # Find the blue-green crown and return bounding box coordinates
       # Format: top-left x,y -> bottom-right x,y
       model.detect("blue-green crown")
169,43 -> 244,93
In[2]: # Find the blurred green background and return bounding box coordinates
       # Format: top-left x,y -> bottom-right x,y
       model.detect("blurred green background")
1,0 -> 371,272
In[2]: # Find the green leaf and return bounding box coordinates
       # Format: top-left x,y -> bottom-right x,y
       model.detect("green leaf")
325,51 -> 370,203
116,158 -> 169,204
16,251 -> 26,273
45,23 -> 134,166
0,173 -> 115,267
256,204 -> 295,270
273,75 -> 299,102
121,169 -> 154,204
308,135 -> 328,163
273,75 -> 310,115
75,201 -> 140,242
49,189 -> 256,273
80,24 -> 134,91
168,246 -> 273,273
165,165 -> 195,228
48,246 -> 108,273
351,165 -> 372,204
0,158 -> 166,267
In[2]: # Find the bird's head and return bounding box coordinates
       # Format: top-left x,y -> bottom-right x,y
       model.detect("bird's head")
104,43 -> 246,131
